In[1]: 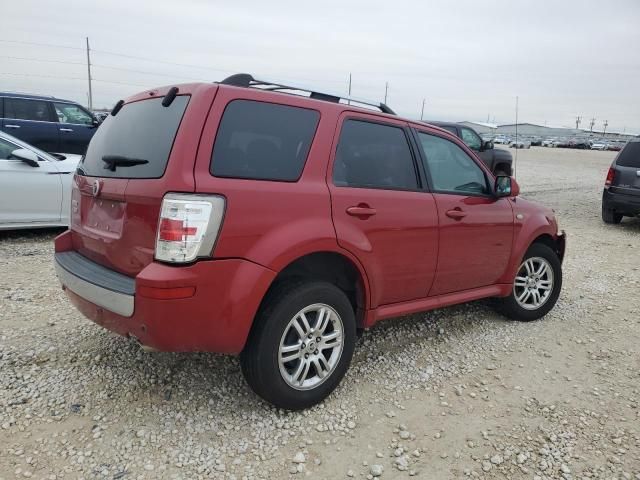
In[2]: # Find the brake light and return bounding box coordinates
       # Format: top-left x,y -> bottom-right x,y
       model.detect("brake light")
155,193 -> 225,263
605,167 -> 615,188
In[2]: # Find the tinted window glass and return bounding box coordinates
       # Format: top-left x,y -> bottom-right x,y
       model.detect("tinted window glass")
80,96 -> 189,178
211,100 -> 319,181
418,132 -> 488,195
54,102 -> 94,125
460,127 -> 482,151
333,120 -> 418,190
4,98 -> 53,122
617,142 -> 640,168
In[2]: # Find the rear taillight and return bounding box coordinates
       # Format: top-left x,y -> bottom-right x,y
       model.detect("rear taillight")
155,193 -> 225,263
605,167 -> 615,188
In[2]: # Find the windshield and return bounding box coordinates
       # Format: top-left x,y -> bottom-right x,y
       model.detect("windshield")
79,95 -> 189,178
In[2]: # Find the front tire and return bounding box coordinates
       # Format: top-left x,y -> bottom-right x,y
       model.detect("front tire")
497,243 -> 562,321
240,281 -> 356,410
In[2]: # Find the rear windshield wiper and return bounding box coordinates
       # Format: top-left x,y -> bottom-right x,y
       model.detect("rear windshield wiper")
102,155 -> 149,172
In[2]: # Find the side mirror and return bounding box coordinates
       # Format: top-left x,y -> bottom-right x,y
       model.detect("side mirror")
482,140 -> 494,151
494,175 -> 519,197
10,149 -> 40,167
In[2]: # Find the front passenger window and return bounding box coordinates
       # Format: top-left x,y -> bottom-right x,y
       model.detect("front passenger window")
53,103 -> 94,125
418,132 -> 489,195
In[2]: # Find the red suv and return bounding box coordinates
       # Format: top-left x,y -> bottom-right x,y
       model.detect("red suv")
55,74 -> 566,410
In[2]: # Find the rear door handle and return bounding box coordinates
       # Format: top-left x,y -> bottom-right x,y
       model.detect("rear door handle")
346,205 -> 377,218
5,124 -> 20,129
59,128 -> 74,132
445,208 -> 467,220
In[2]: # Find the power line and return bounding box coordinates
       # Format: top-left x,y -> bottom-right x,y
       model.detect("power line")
0,71 -> 86,81
0,55 -> 85,66
0,55 -> 206,82
0,39 -> 83,51
91,48 -> 229,73
0,71 -> 152,88
93,64 -> 205,82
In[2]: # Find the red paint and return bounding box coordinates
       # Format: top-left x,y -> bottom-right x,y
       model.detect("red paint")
58,81 -> 564,353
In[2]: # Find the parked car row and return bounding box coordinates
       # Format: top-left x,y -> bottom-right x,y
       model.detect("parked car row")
491,135 -> 630,151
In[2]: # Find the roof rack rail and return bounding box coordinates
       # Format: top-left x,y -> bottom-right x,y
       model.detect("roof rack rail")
220,73 -> 396,115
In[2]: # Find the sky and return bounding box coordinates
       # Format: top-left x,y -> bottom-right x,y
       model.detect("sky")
2,0 -> 639,134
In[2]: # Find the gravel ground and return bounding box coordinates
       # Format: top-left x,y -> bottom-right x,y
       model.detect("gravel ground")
1,147 -> 639,480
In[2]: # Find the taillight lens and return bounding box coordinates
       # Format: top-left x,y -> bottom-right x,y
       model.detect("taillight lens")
155,193 -> 225,263
605,167 -> 615,188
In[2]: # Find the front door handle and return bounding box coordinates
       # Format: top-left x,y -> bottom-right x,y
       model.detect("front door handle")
59,128 -> 74,132
5,124 -> 20,129
346,205 -> 377,218
445,208 -> 467,220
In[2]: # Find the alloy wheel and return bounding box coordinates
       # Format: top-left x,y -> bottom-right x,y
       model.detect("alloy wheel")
278,303 -> 344,390
513,256 -> 554,310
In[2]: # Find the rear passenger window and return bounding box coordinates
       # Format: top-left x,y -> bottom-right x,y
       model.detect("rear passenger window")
211,100 -> 320,181
4,98 -> 53,122
333,120 -> 418,190
617,142 -> 640,168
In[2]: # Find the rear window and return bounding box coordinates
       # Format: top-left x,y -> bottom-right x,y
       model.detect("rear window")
617,142 -> 640,168
80,96 -> 189,178
211,100 -> 320,181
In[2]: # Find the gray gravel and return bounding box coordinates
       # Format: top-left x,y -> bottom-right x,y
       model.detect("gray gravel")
1,147 -> 639,479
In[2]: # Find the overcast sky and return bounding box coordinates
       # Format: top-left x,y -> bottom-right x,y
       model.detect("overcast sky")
2,0 -> 639,133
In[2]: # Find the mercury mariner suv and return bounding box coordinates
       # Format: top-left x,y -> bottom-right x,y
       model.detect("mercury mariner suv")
54,74 -> 566,410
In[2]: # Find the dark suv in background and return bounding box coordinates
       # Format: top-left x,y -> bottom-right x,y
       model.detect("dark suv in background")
0,92 -> 99,154
602,138 -> 640,223
428,121 -> 513,176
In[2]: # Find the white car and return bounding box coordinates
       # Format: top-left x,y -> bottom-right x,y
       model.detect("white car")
0,131 -> 81,230
591,141 -> 608,151
510,139 -> 531,149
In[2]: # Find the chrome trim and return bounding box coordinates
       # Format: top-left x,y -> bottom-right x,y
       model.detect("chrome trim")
55,259 -> 134,317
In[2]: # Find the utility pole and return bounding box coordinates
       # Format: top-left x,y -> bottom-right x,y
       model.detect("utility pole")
603,120 -> 608,137
347,73 -> 352,105
420,98 -> 426,120
384,82 -> 388,104
589,117 -> 596,134
86,37 -> 93,111
575,115 -> 581,130
514,96 -> 519,179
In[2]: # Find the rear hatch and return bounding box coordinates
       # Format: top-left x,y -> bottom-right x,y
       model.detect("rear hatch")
70,84 -> 217,276
612,140 -> 640,195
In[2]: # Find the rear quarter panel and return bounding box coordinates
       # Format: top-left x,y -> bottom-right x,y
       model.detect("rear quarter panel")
193,87 -> 344,272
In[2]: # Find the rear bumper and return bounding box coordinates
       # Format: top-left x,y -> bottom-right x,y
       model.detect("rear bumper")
54,231 -> 276,354
603,188 -> 640,216
55,251 -> 135,317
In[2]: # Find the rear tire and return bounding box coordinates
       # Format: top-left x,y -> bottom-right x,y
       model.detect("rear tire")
496,243 -> 562,322
240,280 -> 356,410
602,206 -> 623,224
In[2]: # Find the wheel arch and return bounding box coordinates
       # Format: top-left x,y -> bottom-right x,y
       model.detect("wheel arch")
250,250 -> 371,340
